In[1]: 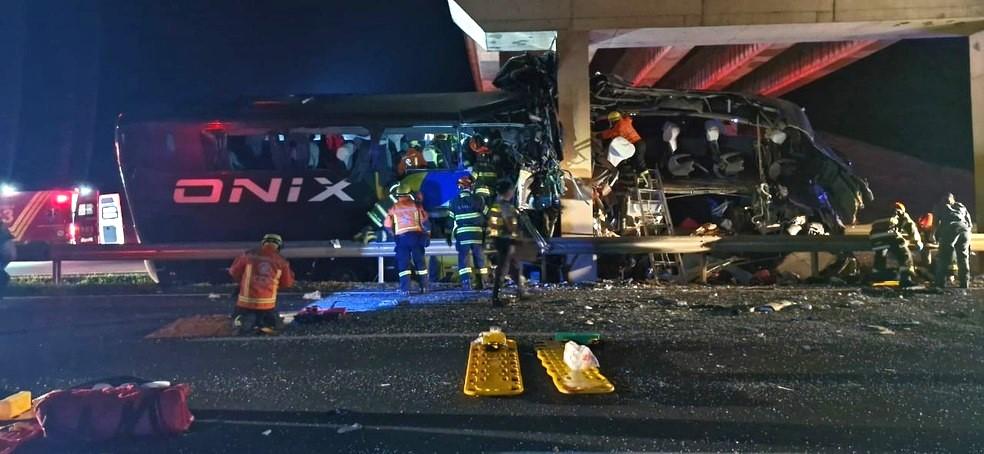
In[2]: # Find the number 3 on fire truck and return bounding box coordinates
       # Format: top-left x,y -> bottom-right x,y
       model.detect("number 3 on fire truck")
1,208 -> 13,225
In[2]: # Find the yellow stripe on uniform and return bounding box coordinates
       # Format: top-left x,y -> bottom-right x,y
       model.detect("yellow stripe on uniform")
241,263 -> 253,299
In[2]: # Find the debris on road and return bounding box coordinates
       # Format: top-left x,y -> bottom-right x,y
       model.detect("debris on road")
753,300 -> 798,313
864,324 -> 896,335
302,291 -> 322,300
337,423 -> 362,434
207,293 -> 223,300
261,429 -> 272,436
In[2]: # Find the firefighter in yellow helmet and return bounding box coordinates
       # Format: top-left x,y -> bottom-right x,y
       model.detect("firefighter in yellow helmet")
384,187 -> 431,295
230,234 -> 295,335
869,202 -> 922,287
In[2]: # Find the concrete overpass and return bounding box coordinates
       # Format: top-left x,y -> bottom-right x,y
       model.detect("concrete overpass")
448,0 -> 984,280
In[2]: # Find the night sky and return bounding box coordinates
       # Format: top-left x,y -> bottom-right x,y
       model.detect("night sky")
0,0 -> 474,190
0,0 -> 975,191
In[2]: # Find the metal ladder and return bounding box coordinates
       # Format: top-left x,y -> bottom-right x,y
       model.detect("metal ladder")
625,169 -> 686,281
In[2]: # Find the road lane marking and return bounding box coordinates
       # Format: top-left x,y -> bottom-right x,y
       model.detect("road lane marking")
184,331 -> 646,343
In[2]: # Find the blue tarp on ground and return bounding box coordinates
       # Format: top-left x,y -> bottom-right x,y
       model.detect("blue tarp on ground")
304,290 -> 489,313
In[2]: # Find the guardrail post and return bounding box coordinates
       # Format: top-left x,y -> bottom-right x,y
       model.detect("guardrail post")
810,251 -> 820,277
377,257 -> 385,284
698,254 -> 708,284
52,260 -> 62,285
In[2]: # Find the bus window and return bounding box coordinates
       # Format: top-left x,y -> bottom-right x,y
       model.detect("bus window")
197,126 -> 369,173
382,126 -> 459,174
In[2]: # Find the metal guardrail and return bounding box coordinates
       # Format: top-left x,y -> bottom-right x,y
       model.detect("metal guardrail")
16,234 -> 984,284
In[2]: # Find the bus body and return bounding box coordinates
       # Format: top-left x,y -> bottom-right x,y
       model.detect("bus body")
115,92 -> 532,280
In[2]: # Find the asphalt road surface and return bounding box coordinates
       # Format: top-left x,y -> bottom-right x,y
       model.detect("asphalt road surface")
1,284 -> 983,453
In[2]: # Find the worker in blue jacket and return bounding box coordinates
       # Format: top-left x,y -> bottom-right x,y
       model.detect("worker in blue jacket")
448,176 -> 489,290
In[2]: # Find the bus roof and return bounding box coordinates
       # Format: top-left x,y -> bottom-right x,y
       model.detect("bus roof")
118,91 -> 527,127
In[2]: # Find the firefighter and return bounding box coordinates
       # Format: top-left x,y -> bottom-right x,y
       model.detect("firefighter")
362,182 -> 401,244
870,202 -> 922,287
488,180 -> 524,306
397,141 -> 427,177
0,222 -> 14,301
448,175 -> 489,290
229,234 -> 295,335
469,135 -> 498,198
599,111 -> 648,182
384,188 -> 430,295
934,193 -> 974,289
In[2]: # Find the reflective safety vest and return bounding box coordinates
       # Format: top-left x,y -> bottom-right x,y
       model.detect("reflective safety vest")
385,197 -> 429,236
600,117 -> 642,144
488,198 -> 519,240
450,189 -> 488,245
230,247 -> 295,311
870,211 -> 920,250
367,193 -> 399,228
397,149 -> 427,176
473,159 -> 498,187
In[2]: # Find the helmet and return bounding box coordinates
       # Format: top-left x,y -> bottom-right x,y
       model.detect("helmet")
261,233 -> 284,250
894,201 -> 906,213
607,111 -> 622,123
469,135 -> 490,155
457,175 -> 474,189
407,140 -> 422,150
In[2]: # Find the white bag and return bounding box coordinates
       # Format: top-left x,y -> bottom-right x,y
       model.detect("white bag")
563,341 -> 599,371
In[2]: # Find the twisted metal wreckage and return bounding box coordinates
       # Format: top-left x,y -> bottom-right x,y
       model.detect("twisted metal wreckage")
489,51 -> 873,280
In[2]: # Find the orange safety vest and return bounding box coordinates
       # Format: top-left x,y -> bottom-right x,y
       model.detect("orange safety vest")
229,246 -> 295,310
397,149 -> 427,176
600,117 -> 642,144
384,197 -> 428,235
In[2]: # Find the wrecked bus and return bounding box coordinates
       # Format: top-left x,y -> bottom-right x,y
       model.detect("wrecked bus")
114,92 -> 543,281
116,54 -> 872,283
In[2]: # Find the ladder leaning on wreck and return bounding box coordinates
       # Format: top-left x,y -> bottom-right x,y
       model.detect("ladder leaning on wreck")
624,168 -> 688,282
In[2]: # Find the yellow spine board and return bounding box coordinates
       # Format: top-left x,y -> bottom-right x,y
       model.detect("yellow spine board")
0,391 -> 32,420
463,339 -> 524,397
535,341 -> 615,395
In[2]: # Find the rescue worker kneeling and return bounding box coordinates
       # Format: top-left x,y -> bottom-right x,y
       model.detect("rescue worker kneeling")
488,180 -> 524,306
230,234 -> 295,335
448,175 -> 489,290
870,202 -> 922,287
385,189 -> 430,295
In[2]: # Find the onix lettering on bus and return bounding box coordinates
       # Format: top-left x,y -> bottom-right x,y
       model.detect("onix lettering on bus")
173,178 -> 353,204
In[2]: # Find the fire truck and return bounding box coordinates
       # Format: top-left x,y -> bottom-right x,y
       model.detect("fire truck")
0,185 -> 127,246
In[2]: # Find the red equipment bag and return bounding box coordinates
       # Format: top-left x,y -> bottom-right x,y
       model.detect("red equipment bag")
34,383 -> 193,442
0,422 -> 43,454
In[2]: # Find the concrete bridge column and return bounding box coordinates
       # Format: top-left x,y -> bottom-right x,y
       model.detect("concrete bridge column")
557,30 -> 597,282
973,32 -> 984,233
